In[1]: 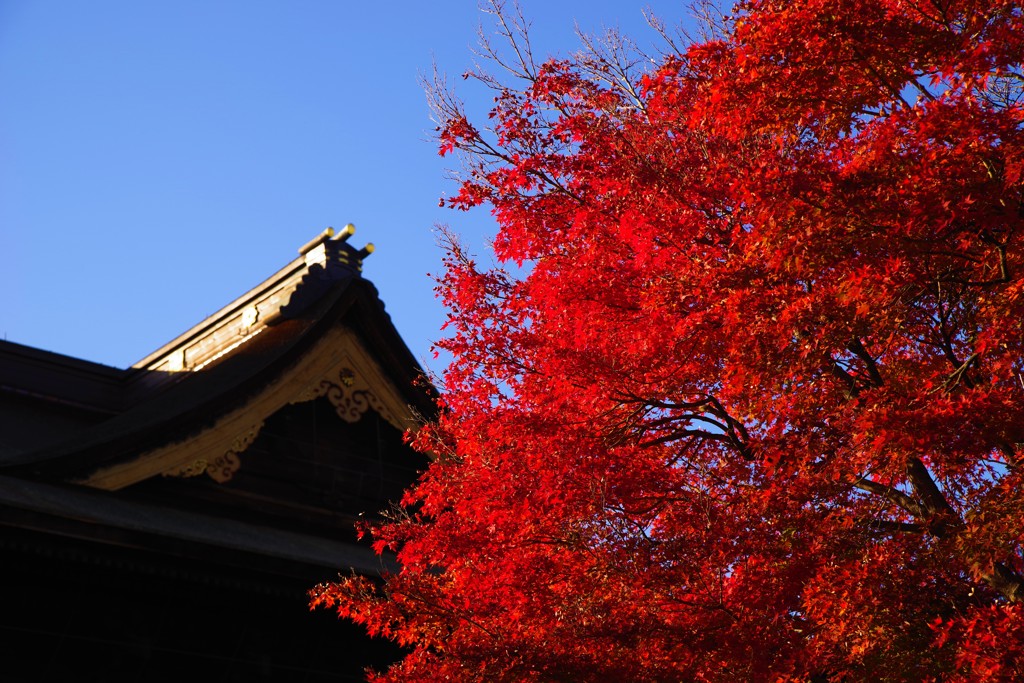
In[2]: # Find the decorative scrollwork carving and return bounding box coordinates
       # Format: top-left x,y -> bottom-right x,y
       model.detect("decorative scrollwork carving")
327,383 -> 373,422
162,458 -> 208,478
206,451 -> 242,483
299,367 -> 400,427
205,422 -> 263,482
227,423 -> 262,455
160,421 -> 262,483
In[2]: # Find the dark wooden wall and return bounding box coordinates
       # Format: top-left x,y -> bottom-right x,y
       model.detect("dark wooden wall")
0,527 -> 403,682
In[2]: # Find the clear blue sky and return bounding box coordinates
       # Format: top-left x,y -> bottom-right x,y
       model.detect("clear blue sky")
1,1 -> 695,373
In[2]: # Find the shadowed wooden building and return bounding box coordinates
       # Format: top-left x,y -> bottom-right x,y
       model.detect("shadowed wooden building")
0,227 -> 433,681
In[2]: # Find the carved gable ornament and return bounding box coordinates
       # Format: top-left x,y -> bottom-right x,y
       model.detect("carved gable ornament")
80,328 -> 418,490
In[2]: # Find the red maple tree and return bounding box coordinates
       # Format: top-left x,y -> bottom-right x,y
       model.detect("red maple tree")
313,1 -> 1024,680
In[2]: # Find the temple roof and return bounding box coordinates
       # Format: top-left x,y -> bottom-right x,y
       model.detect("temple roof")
0,226 -> 434,578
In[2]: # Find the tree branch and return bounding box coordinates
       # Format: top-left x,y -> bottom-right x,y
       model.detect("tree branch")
847,337 -> 884,387
905,457 -> 957,519
854,477 -> 926,517
862,518 -> 925,534
984,562 -> 1024,604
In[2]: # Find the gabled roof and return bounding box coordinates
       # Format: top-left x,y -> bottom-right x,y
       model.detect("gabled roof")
0,226 -> 435,576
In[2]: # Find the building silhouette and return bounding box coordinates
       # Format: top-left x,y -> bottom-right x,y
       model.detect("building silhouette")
0,227 -> 433,681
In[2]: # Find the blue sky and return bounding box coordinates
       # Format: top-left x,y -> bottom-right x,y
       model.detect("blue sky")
1,1 -> 695,373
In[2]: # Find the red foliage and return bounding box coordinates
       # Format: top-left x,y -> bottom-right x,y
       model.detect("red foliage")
313,1 -> 1024,680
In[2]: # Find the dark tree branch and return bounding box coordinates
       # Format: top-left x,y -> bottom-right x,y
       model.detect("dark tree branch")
854,477 -> 927,518
847,338 -> 884,387
903,457 -> 1024,602
862,518 -> 925,534
905,457 -> 957,519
